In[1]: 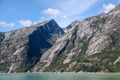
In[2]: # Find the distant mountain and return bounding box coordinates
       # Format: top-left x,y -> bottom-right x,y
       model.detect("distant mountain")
63,21 -> 80,33
0,19 -> 64,73
33,5 -> 120,72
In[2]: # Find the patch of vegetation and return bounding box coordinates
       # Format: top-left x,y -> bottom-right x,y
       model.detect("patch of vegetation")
71,39 -> 89,62
88,42 -> 120,72
0,62 -> 10,73
44,54 -> 68,72
77,37 -> 84,43
0,55 -> 7,61
40,48 -> 49,53
37,62 -> 47,68
16,55 -> 40,72
76,63 -> 101,72
47,39 -> 55,45
43,27 -> 80,72
69,33 -> 120,72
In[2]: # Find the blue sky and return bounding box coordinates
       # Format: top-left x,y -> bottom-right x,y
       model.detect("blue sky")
0,0 -> 119,32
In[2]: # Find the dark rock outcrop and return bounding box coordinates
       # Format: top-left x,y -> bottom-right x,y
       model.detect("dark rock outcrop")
0,32 -> 5,43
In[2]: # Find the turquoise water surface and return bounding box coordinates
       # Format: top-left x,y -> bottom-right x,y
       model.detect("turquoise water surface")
0,73 -> 120,80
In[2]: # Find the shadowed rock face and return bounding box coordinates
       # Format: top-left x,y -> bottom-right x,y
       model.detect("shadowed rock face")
0,32 -> 5,43
33,8 -> 120,72
22,19 -> 64,72
0,19 -> 64,73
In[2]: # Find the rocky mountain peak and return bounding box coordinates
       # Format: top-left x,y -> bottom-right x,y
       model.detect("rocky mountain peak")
0,19 -> 64,73
37,19 -> 55,26
63,21 -> 80,33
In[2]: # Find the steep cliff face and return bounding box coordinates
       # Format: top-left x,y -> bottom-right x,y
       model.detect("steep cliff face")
0,19 -> 64,73
0,32 -> 5,43
33,9 -> 120,72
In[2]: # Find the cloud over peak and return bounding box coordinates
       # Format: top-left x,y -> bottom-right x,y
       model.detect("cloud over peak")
43,8 -> 61,16
102,3 -> 115,13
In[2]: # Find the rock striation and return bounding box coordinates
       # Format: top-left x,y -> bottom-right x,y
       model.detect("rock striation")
33,6 -> 120,72
1,5 -> 120,73
0,19 -> 64,73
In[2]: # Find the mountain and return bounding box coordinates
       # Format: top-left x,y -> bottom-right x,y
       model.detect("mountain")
33,6 -> 120,72
0,19 -> 64,73
1,5 -> 120,73
63,21 -> 80,33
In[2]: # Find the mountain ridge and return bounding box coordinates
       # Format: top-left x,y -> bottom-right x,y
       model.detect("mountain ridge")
33,7 -> 120,72
0,5 -> 120,73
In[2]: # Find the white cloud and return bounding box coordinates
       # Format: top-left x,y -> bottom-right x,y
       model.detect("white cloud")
43,8 -> 61,16
102,3 -> 115,13
33,21 -> 37,25
18,20 -> 32,26
40,0 -> 97,27
63,15 -> 68,19
0,21 -> 14,27
41,17 -> 45,19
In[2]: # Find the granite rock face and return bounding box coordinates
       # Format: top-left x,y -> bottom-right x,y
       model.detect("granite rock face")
33,8 -> 120,72
0,19 -> 64,73
1,5 -> 120,73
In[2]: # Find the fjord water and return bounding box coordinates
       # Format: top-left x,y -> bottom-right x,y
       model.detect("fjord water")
0,73 -> 120,80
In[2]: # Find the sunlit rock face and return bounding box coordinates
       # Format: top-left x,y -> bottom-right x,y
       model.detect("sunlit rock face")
33,8 -> 120,72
